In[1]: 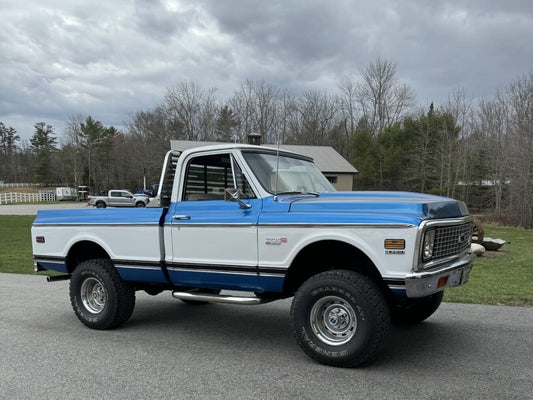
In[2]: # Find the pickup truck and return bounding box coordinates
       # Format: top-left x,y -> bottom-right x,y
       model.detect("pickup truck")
87,190 -> 149,208
32,144 -> 474,367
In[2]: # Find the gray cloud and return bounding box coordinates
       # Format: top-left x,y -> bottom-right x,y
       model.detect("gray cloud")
1,0 -> 532,140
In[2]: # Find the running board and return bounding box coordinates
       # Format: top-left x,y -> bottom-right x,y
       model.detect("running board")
172,291 -> 275,305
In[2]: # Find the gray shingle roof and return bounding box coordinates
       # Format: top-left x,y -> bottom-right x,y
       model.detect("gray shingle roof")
170,140 -> 358,174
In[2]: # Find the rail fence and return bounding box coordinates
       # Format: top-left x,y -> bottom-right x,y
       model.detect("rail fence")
0,182 -> 41,188
0,192 -> 56,204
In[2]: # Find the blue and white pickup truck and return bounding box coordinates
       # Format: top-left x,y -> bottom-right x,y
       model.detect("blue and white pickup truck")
32,144 -> 474,367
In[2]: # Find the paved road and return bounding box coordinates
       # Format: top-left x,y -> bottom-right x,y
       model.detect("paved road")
0,203 -> 89,215
1,273 -> 532,399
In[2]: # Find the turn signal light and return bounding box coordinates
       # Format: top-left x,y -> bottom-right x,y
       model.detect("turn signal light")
36,236 -> 45,243
384,239 -> 405,250
437,276 -> 449,288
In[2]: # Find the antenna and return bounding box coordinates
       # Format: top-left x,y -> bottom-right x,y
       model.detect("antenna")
274,131 -> 281,201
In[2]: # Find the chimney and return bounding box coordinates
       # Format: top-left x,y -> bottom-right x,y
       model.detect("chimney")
247,132 -> 262,146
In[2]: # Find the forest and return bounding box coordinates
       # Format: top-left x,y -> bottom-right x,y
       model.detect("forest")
1,60 -> 532,227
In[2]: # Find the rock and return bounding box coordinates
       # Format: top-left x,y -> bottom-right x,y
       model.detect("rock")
471,243 -> 486,256
482,237 -> 506,251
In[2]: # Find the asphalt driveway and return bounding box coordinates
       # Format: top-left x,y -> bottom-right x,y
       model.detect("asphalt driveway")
1,273 -> 532,399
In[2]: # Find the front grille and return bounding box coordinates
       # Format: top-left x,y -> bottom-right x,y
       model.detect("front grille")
432,223 -> 473,260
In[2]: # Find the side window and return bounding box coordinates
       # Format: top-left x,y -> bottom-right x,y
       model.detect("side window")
183,153 -> 255,201
110,192 -> 120,197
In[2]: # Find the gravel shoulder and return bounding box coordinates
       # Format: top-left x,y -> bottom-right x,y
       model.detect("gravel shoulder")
0,203 -> 90,215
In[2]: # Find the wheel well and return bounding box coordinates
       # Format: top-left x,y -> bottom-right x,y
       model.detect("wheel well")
283,240 -> 384,295
66,241 -> 110,273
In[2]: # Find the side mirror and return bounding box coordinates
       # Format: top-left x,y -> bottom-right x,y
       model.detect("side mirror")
225,188 -> 252,209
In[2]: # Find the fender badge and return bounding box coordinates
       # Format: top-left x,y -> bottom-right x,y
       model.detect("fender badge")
265,237 -> 287,246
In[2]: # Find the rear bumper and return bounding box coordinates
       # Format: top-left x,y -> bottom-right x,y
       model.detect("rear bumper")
404,252 -> 476,298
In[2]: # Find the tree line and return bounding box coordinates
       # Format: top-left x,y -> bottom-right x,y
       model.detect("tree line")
1,59 -> 532,227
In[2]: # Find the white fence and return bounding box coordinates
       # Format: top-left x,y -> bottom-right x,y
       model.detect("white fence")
0,192 -> 56,204
0,182 -> 41,188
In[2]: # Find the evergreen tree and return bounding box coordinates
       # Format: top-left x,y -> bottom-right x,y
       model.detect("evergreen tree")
0,122 -> 21,181
30,122 -> 57,184
215,105 -> 239,142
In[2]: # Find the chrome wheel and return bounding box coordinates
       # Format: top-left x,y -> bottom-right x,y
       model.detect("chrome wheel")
81,277 -> 106,314
310,295 -> 357,346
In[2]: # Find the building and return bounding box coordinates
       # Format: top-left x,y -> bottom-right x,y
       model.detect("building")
170,140 -> 358,191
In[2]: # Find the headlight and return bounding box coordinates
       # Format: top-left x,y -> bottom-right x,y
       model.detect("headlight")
422,230 -> 435,261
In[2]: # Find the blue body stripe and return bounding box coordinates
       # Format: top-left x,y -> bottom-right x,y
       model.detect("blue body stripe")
115,267 -> 167,283
167,270 -> 262,291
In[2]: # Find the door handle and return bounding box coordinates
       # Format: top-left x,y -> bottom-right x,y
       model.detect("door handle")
172,215 -> 191,220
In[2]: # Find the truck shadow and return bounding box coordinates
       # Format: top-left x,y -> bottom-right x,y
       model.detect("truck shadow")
124,294 -> 478,368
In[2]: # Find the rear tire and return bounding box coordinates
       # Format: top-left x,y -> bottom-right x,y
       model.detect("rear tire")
390,291 -> 443,325
291,270 -> 390,367
96,201 -> 106,208
70,259 -> 135,330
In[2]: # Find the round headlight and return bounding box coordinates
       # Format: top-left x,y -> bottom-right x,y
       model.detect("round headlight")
422,230 -> 435,261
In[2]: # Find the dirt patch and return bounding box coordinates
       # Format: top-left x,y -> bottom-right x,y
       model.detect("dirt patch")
482,250 -> 507,258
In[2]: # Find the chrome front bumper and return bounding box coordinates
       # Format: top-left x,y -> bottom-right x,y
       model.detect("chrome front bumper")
405,253 -> 476,298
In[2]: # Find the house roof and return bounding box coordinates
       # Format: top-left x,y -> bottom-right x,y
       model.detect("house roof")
170,140 -> 358,174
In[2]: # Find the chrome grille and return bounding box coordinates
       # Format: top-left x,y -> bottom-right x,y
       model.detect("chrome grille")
432,223 -> 473,260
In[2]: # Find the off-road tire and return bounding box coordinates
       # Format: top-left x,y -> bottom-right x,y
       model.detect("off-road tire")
291,270 -> 390,367
70,259 -> 135,330
390,291 -> 443,325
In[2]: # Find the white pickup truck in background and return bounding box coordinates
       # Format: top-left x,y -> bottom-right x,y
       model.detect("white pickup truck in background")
87,190 -> 149,208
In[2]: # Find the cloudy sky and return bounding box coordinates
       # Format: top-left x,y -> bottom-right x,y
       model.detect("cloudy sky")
1,0 -> 532,141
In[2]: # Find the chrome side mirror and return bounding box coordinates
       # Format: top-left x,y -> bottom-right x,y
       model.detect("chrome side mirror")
224,188 -> 252,209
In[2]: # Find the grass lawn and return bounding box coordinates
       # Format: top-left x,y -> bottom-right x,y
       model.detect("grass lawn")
444,225 -> 533,307
0,215 -> 36,274
1,215 -> 532,306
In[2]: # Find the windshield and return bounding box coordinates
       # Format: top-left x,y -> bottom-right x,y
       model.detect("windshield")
242,151 -> 336,194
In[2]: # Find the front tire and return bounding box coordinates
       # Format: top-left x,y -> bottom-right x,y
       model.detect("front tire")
291,270 -> 390,367
135,201 -> 146,207
70,259 -> 135,330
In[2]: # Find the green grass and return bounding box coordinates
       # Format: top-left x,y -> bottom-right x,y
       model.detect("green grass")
1,216 -> 532,306
0,215 -> 36,274
444,225 -> 533,307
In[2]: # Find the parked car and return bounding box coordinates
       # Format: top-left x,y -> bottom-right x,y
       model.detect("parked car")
87,190 -> 149,208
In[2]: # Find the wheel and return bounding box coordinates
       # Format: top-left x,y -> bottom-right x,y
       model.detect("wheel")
96,201 -> 106,208
291,270 -> 390,367
390,291 -> 443,325
135,201 -> 146,208
69,259 -> 135,330
180,288 -> 221,305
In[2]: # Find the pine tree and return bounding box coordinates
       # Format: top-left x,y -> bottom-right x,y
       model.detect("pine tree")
30,122 -> 57,184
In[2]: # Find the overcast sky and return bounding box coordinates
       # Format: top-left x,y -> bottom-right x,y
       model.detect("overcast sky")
1,0 -> 532,141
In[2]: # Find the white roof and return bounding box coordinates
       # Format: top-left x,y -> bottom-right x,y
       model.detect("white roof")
170,140 -> 358,174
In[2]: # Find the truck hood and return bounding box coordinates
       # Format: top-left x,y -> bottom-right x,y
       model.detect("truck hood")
284,191 -> 469,223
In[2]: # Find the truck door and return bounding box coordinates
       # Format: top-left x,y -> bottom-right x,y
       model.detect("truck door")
167,151 -> 261,291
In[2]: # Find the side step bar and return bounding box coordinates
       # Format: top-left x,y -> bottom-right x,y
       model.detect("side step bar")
172,291 -> 275,305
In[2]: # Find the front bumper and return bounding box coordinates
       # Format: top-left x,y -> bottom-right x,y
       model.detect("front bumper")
405,252 -> 476,298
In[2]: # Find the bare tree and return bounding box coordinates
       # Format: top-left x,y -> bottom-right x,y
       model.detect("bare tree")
164,82 -> 218,141
356,58 -> 415,135
506,73 -> 533,227
229,80 -> 280,143
292,89 -> 338,146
